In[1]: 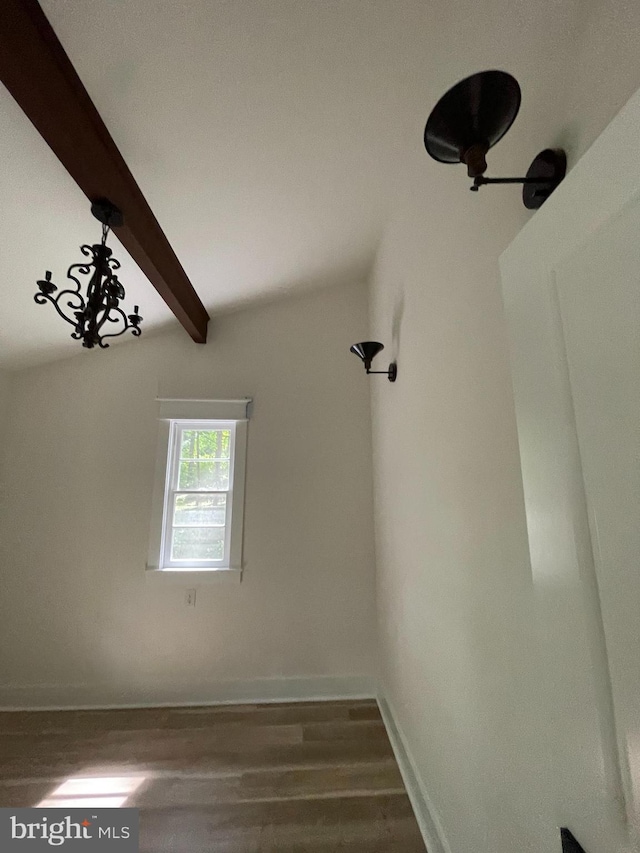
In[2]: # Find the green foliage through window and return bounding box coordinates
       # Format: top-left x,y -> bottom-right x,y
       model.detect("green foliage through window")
178,430 -> 231,490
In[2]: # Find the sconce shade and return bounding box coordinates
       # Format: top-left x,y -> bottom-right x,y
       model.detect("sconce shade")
424,70 -> 521,177
350,341 -> 384,369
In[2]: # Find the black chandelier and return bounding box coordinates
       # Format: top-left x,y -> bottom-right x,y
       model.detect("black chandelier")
34,199 -> 142,349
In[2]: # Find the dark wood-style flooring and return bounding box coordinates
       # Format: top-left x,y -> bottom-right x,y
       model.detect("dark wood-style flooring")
0,699 -> 427,852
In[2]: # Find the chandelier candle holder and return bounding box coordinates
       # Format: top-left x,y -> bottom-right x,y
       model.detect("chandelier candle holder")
34,199 -> 142,349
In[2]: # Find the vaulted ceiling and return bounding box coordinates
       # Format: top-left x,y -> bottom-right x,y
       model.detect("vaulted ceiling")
0,0 -> 584,369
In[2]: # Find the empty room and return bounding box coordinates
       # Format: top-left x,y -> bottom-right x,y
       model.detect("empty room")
0,1 -> 639,851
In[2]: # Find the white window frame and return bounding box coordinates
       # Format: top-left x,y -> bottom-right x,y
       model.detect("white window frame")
147,399 -> 251,581
162,419 -> 237,570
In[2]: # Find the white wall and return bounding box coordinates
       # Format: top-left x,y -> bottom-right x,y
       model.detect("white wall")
0,281 -> 377,708
0,369 -> 9,441
369,2 -> 640,853
0,370 -> 11,504
564,0 -> 640,163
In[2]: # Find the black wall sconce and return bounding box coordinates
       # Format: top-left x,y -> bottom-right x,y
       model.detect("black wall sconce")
424,70 -> 566,209
561,828 -> 588,853
350,342 -> 397,382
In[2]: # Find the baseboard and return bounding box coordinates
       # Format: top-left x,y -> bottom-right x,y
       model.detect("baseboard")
0,675 -> 376,712
377,694 -> 450,853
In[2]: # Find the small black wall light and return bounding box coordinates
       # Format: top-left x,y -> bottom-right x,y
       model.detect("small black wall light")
560,828 -> 588,853
350,341 -> 397,382
424,69 -> 566,209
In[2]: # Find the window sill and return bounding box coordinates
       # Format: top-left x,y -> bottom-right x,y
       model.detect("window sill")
145,567 -> 242,584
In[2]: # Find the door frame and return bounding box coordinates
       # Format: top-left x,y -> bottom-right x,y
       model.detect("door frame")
500,88 -> 640,849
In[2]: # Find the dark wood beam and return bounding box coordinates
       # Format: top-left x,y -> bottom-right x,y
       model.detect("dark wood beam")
0,0 -> 209,343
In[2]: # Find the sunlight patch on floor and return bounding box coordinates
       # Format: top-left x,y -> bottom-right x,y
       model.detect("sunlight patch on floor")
37,775 -> 145,808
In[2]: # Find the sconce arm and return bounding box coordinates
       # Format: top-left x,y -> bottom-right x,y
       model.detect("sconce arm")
470,175 -> 553,192
366,364 -> 398,382
468,149 -> 566,208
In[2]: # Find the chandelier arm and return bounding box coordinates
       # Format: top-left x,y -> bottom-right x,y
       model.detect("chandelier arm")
100,318 -> 129,336
60,282 -> 84,305
66,261 -> 94,299
86,266 -> 103,308
93,302 -> 117,338
60,289 -> 86,314
100,280 -> 124,325
34,289 -> 86,329
98,322 -> 142,346
68,266 -> 91,281
97,310 -> 136,342
98,298 -> 141,343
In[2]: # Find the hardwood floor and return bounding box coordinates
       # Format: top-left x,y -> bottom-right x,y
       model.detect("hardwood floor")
0,699 -> 427,852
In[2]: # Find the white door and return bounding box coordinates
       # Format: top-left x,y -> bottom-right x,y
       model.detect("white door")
501,90 -> 640,853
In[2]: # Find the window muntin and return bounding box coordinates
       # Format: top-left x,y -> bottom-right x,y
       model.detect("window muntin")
162,421 -> 236,569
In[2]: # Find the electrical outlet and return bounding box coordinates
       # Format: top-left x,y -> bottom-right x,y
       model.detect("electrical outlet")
185,589 -> 196,607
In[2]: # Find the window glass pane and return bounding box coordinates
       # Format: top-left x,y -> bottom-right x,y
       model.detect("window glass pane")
178,459 -> 230,490
171,527 -> 225,561
180,429 -> 231,460
173,494 -> 226,526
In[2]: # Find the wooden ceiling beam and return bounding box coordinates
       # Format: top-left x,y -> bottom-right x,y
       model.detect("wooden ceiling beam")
0,0 -> 209,343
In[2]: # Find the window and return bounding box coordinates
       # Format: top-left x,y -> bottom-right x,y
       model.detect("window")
147,399 -> 250,576
164,422 -> 234,569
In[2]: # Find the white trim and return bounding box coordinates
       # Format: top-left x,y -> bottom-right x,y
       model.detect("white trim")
228,419 -> 248,570
0,675 -> 376,712
500,84 -> 640,840
147,403 -> 250,573
161,420 -> 236,570
501,85 -> 640,275
147,419 -> 172,571
145,567 -> 242,584
157,398 -> 252,421
377,694 -> 450,853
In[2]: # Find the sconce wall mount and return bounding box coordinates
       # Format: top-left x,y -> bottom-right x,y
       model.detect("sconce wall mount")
350,341 -> 397,382
424,70 -> 566,210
